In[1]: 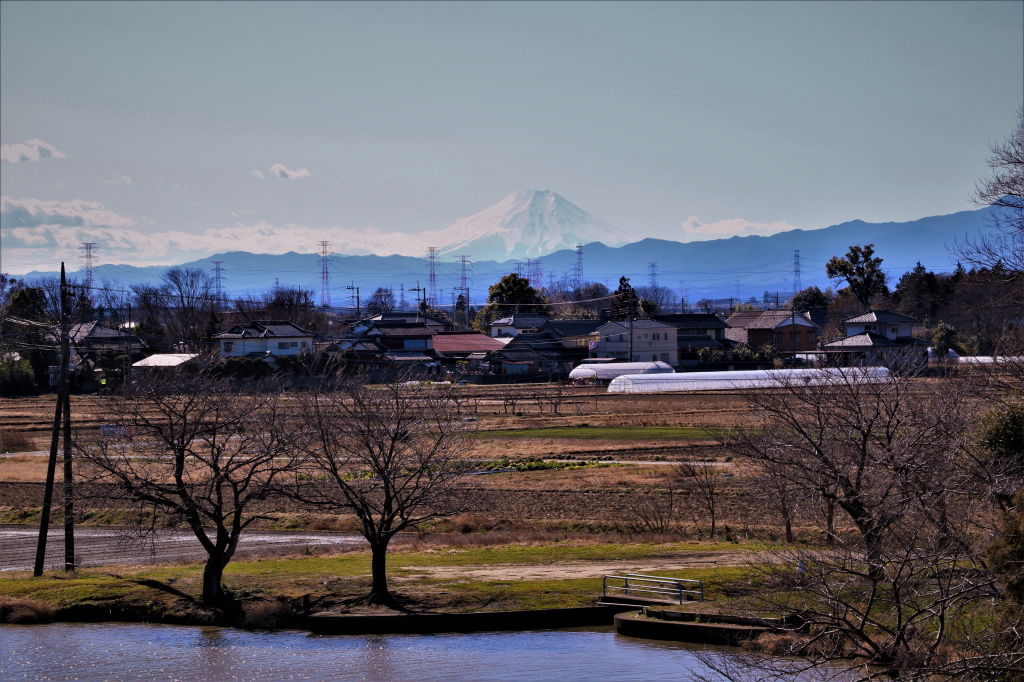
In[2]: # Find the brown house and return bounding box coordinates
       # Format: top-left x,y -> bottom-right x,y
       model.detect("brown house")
724,309 -> 821,356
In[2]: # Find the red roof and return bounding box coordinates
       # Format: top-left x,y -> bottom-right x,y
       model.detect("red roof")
432,332 -> 506,353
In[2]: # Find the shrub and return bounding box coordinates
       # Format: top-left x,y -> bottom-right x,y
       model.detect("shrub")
0,428 -> 33,452
0,359 -> 39,396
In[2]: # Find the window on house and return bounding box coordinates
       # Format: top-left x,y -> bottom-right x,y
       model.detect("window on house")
808,332 -> 817,343
644,333 -> 649,339
278,342 -> 288,350
891,328 -> 898,334
618,334 -> 625,342
223,342 -> 233,352
652,354 -> 657,361
290,341 -> 299,348
790,331 -> 800,341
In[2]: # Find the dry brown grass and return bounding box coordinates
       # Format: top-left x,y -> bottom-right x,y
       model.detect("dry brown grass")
238,600 -> 296,629
0,428 -> 33,453
0,598 -> 56,624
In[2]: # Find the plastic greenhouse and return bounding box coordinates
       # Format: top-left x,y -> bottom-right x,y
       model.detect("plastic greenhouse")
607,367 -> 892,393
568,361 -> 674,383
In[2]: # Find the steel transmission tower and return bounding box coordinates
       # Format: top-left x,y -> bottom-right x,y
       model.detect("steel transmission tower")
574,244 -> 584,291
318,241 -> 332,308
79,243 -> 96,291
648,262 -> 659,288
211,261 -> 225,309
399,284 -> 407,310
457,255 -> 471,329
426,247 -> 438,308
793,250 -> 802,293
529,259 -> 542,289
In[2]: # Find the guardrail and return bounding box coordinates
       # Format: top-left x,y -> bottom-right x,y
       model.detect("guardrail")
603,573 -> 704,604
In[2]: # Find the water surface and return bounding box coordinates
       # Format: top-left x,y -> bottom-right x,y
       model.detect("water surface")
1,623 -> 728,681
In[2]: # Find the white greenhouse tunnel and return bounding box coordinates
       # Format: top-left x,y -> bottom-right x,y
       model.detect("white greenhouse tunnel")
606,367 -> 892,393
568,362 -> 674,382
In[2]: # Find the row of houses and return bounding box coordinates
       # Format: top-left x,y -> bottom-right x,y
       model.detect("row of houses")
60,307 -> 928,383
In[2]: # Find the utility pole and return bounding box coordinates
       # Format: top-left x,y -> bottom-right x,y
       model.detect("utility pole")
35,263 -> 71,576
346,283 -> 360,318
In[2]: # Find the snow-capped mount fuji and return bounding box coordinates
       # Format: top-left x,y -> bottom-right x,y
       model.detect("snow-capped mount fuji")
432,190 -> 635,261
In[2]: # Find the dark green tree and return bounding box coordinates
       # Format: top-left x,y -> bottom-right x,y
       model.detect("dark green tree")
473,273 -> 546,329
826,244 -> 889,307
891,262 -> 955,321
791,286 -> 833,310
611,277 -> 639,319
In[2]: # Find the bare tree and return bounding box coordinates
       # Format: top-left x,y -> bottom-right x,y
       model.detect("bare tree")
365,287 -> 396,315
693,368 -> 1024,681
958,106 -> 1024,278
726,364 -> 973,579
159,268 -> 216,350
675,461 -> 725,538
291,379 -> 475,605
627,474 -> 676,534
76,366 -> 300,604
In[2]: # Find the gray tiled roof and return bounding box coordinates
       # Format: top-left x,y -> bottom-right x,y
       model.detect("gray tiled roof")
490,315 -> 548,328
677,336 -> 724,350
538,320 -> 604,337
599,319 -> 675,331
655,314 -> 728,330
744,310 -> 820,330
369,323 -> 437,337
214,320 -> 316,339
843,309 -> 920,325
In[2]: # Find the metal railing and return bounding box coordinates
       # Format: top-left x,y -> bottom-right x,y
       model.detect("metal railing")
603,573 -> 704,604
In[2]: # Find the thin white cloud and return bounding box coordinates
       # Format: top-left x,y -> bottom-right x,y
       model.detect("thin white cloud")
678,216 -> 801,241
1,139 -> 68,163
104,175 -> 133,186
269,163 -> 312,179
251,170 -> 266,180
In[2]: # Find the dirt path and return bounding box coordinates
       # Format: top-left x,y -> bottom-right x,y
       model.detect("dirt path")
399,550 -> 757,582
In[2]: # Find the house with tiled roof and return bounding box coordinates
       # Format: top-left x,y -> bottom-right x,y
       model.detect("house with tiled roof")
488,314 -> 547,338
214,320 -> 317,358
724,309 -> 820,356
431,331 -> 506,359
842,310 -> 919,340
590,319 -> 678,364
819,310 -> 928,365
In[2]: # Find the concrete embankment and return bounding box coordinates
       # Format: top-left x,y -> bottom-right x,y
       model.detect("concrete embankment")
614,608 -> 802,645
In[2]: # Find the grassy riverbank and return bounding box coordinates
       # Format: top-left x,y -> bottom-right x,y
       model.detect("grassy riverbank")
0,540 -> 754,624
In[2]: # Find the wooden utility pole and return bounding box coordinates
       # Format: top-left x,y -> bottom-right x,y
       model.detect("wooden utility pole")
34,263 -> 69,576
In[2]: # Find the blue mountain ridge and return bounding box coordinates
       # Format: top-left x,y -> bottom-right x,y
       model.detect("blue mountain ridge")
21,206 -> 998,303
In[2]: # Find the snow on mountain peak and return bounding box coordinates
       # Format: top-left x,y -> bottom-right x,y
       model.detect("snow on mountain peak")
433,190 -> 635,261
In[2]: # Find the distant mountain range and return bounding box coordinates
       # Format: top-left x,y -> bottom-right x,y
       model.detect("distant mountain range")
21,200 -> 998,304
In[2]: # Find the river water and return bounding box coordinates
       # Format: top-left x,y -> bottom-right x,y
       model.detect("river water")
1,623 -> 731,681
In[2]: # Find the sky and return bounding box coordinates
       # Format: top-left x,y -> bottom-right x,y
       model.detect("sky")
2,1 -> 1022,275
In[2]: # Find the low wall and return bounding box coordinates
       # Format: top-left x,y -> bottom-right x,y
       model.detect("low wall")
614,611 -> 771,645
305,604 -> 636,635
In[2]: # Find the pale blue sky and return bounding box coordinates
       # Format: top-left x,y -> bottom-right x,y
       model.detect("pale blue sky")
2,1 -> 1022,272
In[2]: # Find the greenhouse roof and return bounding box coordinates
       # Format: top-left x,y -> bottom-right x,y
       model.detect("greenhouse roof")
607,367 -> 891,393
568,361 -> 674,380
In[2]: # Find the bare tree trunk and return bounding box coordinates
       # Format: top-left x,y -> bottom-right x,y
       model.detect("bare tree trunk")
203,554 -> 226,605
369,537 -> 391,603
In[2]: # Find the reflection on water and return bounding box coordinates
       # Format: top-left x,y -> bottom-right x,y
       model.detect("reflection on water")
0,623 -> 727,681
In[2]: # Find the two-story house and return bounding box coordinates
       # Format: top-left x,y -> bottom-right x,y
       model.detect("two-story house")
842,310 -> 918,339
724,309 -> 820,356
591,320 -> 678,364
214,320 -> 317,359
821,309 -> 928,365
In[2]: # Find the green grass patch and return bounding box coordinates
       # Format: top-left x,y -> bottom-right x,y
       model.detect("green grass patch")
479,426 -> 719,440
